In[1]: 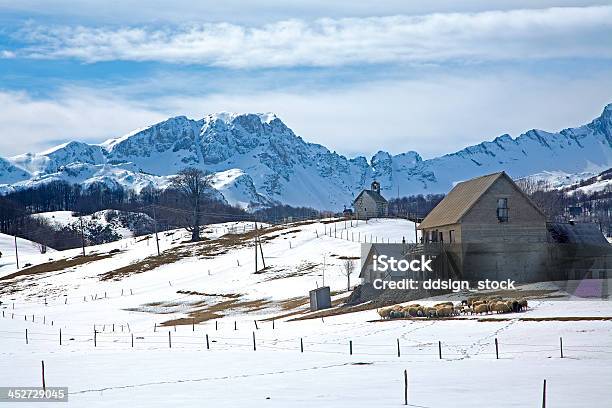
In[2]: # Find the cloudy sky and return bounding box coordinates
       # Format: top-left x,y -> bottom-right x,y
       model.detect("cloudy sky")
0,0 -> 611,159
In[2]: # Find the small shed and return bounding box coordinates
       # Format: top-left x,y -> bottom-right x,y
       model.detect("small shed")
309,286 -> 332,311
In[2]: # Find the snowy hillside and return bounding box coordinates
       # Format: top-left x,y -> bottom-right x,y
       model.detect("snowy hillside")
560,167 -> 612,195
2,104 -> 612,210
0,218 -> 611,407
0,233 -> 55,277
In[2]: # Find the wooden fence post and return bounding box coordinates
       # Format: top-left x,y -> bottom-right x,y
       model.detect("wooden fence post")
252,331 -> 256,351
234,321 -> 237,331
192,319 -> 195,332
206,334 -> 210,350
254,320 -> 258,330
349,340 -> 353,355
42,361 -> 46,390
397,339 -> 401,357
495,338 -> 499,359
169,331 -> 172,348
59,328 -> 62,346
94,330 -> 97,347
542,379 -> 547,408
26,328 -> 28,344
560,337 -> 564,358
272,319 -> 275,330
215,320 -> 218,331
404,369 -> 408,405
131,333 -> 134,348
438,341 -> 442,359
300,338 -> 304,353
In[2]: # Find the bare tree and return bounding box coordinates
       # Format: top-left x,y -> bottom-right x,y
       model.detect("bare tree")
340,259 -> 355,292
171,168 -> 211,241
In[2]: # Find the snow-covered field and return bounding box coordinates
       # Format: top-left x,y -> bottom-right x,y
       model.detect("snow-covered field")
1,218 -> 611,407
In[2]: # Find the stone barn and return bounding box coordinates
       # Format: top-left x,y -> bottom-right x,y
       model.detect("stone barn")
415,171 -> 611,283
353,181 -> 388,219
351,171 -> 612,304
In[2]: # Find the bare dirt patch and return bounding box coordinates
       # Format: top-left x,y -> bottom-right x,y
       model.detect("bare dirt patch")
278,296 -> 309,310
0,253 -> 113,282
176,290 -> 241,298
261,262 -> 319,281
159,298 -> 272,326
99,249 -> 185,281
289,303 -> 373,321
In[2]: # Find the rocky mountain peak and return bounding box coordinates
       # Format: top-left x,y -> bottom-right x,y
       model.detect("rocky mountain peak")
1,104 -> 611,210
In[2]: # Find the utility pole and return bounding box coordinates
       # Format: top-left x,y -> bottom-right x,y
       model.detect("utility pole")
79,217 -> 86,256
14,235 -> 19,269
153,205 -> 160,256
254,221 -> 258,272
258,230 -> 266,269
415,201 -> 419,243
253,220 -> 265,271
322,255 -> 326,287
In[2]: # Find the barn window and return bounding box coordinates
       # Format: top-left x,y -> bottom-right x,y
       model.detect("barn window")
497,198 -> 509,222
449,230 -> 455,243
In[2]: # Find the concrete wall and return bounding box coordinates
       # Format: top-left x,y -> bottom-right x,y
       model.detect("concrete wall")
446,242 -> 612,283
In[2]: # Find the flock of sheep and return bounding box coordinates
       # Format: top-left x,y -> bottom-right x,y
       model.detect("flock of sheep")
377,296 -> 529,319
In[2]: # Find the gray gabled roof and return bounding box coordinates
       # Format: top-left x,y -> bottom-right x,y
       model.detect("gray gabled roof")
547,222 -> 609,245
353,189 -> 388,205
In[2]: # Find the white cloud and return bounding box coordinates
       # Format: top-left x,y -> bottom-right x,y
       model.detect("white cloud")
12,5 -> 612,67
0,89 -> 167,156
156,73 -> 612,159
0,50 -> 16,58
1,72 -> 611,159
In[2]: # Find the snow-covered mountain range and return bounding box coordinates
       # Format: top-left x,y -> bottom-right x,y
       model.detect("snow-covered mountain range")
1,105 -> 611,210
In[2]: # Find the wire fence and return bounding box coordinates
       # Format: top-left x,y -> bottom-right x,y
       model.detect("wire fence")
2,321 -> 611,362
